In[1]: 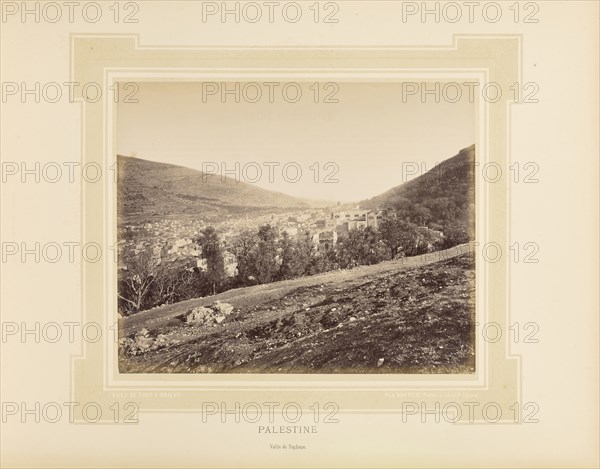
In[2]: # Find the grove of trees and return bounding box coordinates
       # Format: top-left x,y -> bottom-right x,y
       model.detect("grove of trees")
118,208 -> 470,315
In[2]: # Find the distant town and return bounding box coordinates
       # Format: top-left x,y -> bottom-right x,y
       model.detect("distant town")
118,205 -> 401,277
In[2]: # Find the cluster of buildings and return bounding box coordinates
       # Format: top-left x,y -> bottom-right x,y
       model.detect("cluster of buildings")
330,208 -> 386,231
308,207 -> 386,248
118,206 -> 391,276
255,206 -> 388,249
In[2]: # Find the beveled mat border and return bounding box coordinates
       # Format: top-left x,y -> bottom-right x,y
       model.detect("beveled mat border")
71,35 -> 520,420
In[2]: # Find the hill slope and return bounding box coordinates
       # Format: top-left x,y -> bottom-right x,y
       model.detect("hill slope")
360,145 -> 475,232
117,155 -> 328,222
119,243 -> 474,373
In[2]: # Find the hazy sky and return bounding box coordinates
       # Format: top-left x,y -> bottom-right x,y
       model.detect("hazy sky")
117,82 -> 476,202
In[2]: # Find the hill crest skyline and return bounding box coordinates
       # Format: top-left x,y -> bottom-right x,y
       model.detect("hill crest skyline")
117,143 -> 475,211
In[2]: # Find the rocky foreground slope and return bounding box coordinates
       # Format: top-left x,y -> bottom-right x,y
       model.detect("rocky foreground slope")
119,247 -> 475,374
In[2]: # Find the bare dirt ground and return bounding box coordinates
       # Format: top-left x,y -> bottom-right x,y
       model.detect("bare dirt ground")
119,244 -> 475,374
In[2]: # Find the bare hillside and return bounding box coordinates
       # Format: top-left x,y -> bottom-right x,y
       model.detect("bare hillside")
119,244 -> 475,374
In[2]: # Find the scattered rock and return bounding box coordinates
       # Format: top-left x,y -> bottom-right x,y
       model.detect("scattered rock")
184,302 -> 235,327
185,307 -> 213,324
213,301 -> 234,316
320,310 -> 344,329
119,328 -> 170,356
349,317 -> 357,322
377,358 -> 385,367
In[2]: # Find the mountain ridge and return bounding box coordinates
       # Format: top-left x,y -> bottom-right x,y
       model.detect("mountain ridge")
117,155 -> 333,222
360,144 -> 475,210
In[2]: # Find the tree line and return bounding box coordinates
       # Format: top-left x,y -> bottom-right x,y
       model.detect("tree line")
118,212 -> 470,315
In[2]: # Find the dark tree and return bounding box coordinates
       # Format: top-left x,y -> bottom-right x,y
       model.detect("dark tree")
232,229 -> 259,286
196,226 -> 226,295
336,227 -> 387,268
292,231 -> 314,276
278,231 -> 296,280
379,217 -> 420,259
253,224 -> 279,284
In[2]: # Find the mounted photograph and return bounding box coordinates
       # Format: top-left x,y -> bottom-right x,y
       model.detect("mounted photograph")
115,81 -> 477,374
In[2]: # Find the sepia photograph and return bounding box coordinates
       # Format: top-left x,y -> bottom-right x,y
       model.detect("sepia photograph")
116,81 -> 477,373
2,1 -> 598,467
